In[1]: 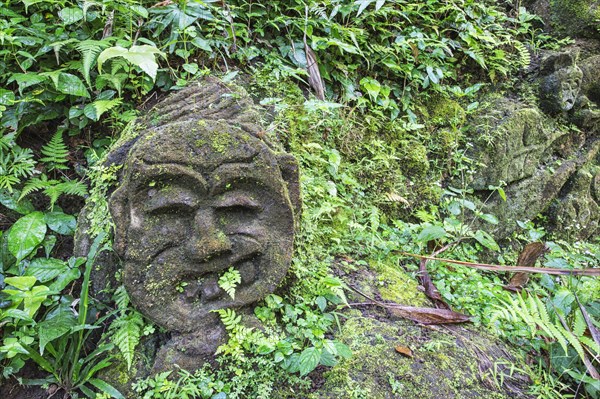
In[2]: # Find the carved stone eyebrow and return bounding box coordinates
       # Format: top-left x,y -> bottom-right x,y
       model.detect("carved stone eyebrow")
209,163 -> 280,197
130,163 -> 209,195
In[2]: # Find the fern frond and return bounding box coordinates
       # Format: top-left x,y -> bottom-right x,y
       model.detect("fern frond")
40,132 -> 69,171
55,180 -> 88,197
572,309 -> 587,338
45,180 -> 87,209
513,41 -> 530,69
19,175 -> 57,200
215,308 -> 242,331
113,285 -> 130,311
558,322 -> 587,363
76,39 -> 111,86
110,312 -> 143,371
580,336 -> 600,356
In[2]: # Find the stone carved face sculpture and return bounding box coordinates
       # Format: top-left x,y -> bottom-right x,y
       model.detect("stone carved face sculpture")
539,51 -> 583,114
109,117 -> 299,336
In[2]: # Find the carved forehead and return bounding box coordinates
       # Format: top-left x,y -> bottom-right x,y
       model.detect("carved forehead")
130,119 -> 270,171
121,120 -> 288,195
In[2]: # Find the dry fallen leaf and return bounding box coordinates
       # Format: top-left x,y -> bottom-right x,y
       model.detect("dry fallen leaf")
505,242 -> 548,291
395,345 -> 413,358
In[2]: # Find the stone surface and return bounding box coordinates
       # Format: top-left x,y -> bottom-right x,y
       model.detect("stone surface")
273,266 -> 532,399
82,77 -> 301,375
466,45 -> 600,240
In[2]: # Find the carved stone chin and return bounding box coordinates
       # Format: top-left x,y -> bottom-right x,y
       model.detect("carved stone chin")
105,77 -> 300,371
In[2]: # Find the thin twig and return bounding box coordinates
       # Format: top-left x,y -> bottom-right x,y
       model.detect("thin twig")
400,252 -> 600,276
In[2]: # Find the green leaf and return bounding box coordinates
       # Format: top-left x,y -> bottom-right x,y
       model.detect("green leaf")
298,347 -> 321,376
473,230 -> 500,251
45,212 -> 76,235
56,73 -> 89,98
98,45 -> 165,81
38,304 -> 77,354
0,89 -> 15,106
319,350 -> 337,367
110,313 -> 143,371
4,276 -> 37,290
360,77 -> 381,101
88,378 -> 125,399
334,342 -> 352,359
58,7 -> 84,25
25,258 -> 67,283
7,212 -> 46,263
0,190 -> 35,215
83,99 -> 122,122
478,213 -> 499,225
417,225 -> 446,243
48,267 -> 80,292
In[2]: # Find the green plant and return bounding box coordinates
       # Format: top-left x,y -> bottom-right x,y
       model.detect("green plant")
1,233 -> 124,397
0,133 -> 36,192
218,267 -> 242,300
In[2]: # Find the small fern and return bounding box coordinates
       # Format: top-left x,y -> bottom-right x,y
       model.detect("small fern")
493,291 -> 599,367
20,175 -> 87,209
40,132 -> 69,171
0,133 -> 36,192
218,267 -> 241,299
109,286 -> 145,371
76,39 -> 111,86
110,312 -> 143,371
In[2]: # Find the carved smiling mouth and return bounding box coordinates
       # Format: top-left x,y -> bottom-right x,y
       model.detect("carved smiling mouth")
178,257 -> 259,304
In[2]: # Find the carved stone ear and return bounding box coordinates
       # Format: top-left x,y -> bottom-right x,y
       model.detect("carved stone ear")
277,153 -> 301,222
109,185 -> 129,257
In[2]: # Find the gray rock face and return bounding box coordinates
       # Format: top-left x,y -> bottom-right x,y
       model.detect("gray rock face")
104,77 -> 300,372
468,48 -> 599,240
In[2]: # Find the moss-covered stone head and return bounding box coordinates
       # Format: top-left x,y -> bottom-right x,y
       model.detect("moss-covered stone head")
539,51 -> 583,114
108,78 -> 300,336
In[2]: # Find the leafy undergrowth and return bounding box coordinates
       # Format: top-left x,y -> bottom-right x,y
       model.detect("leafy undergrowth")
0,0 -> 598,398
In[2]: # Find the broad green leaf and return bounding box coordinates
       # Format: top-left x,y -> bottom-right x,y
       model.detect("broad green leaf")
334,342 -> 352,359
56,73 -> 89,97
23,285 -> 50,318
88,378 -> 125,399
83,98 -> 122,122
98,45 -> 165,81
360,77 -> 381,101
298,347 -> 321,376
0,189 -> 34,215
3,308 -> 32,322
426,65 -> 439,84
48,267 -> 80,292
8,73 -> 48,93
8,212 -> 46,263
45,211 -> 76,235
478,213 -> 499,225
4,276 -> 37,290
38,304 -> 77,354
0,89 -> 15,105
58,7 -> 83,25
25,258 -> 67,283
319,350 -> 337,367
125,45 -> 165,81
417,225 -> 446,243
473,230 -> 499,251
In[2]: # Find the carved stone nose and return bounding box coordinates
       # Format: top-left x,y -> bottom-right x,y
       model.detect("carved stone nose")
187,209 -> 232,261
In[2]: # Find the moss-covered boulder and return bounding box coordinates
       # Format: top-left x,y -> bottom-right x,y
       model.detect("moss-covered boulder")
282,267 -> 532,399
466,95 -> 594,238
551,0 -> 600,39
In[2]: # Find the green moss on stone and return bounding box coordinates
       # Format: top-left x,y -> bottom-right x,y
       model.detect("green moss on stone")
371,260 -> 428,307
306,314 -> 528,399
552,0 -> 600,39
